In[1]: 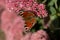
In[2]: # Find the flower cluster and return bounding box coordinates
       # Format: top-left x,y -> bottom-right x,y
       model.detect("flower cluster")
6,0 -> 48,18
1,9 -> 49,40
1,9 -> 25,40
0,0 -> 49,40
21,30 -> 49,40
30,30 -> 49,40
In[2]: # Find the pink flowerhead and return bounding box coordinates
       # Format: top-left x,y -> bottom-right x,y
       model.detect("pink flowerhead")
37,4 -> 48,18
30,30 -> 49,40
21,30 -> 49,40
21,32 -> 32,40
1,10 -> 25,40
5,0 -> 48,18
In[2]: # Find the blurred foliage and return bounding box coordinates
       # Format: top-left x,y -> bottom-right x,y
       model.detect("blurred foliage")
49,6 -> 56,15
36,0 -> 60,30
34,0 -> 60,40
0,30 -> 6,40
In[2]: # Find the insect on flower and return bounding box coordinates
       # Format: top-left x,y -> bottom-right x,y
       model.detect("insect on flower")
18,10 -> 37,32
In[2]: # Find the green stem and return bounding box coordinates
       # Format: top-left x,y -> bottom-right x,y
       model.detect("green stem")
55,1 -> 58,9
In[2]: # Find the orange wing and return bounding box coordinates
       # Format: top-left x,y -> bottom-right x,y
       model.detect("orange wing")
23,11 -> 36,30
19,11 -> 36,31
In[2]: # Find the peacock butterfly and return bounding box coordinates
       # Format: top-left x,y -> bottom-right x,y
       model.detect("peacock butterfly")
18,10 -> 37,31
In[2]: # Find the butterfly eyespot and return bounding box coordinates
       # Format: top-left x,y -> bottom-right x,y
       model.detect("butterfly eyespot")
25,24 -> 28,27
18,10 -> 24,16
20,11 -> 24,14
24,24 -> 29,30
24,27 -> 30,32
25,27 -> 29,30
23,27 -> 30,34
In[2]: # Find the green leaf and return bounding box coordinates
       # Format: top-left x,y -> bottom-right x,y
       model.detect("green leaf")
50,6 -> 56,15
50,15 -> 57,21
48,0 -> 54,6
54,0 -> 58,9
36,17 -> 42,24
48,0 -> 58,9
31,29 -> 35,32
52,0 -> 57,3
40,26 -> 44,29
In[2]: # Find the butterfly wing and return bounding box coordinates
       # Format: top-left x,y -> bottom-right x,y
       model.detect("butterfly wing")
23,11 -> 36,30
19,11 -> 36,31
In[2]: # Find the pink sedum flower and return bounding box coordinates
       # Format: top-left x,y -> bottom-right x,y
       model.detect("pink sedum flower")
30,30 -> 49,40
5,0 -> 48,18
38,4 -> 45,10
21,30 -> 49,40
0,0 -> 49,40
1,9 -> 25,40
1,9 -> 49,40
21,32 -> 32,40
37,4 -> 48,18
